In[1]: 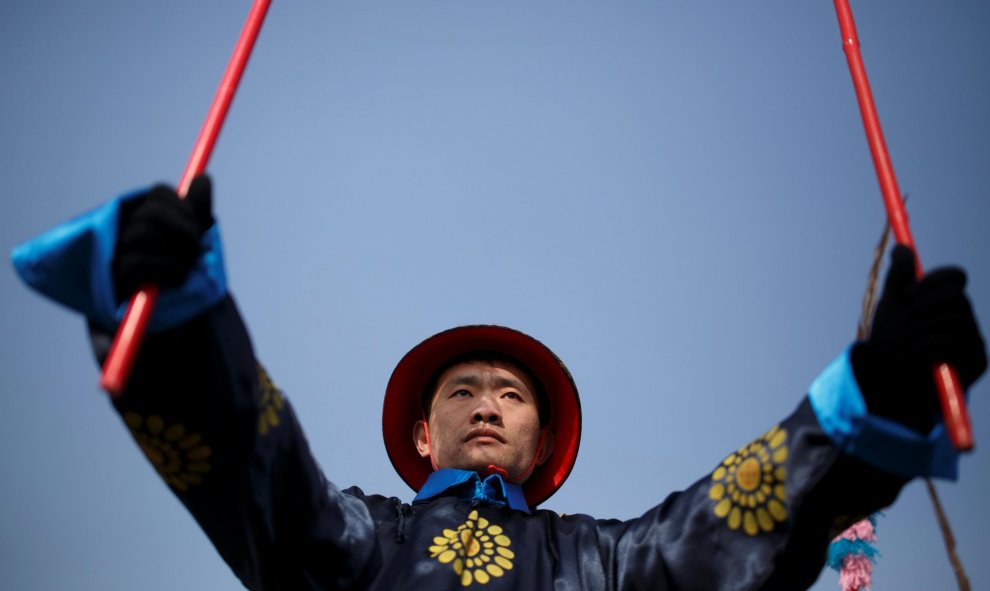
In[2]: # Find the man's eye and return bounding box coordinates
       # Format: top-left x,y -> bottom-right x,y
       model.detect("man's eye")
452,389 -> 471,398
503,391 -> 521,400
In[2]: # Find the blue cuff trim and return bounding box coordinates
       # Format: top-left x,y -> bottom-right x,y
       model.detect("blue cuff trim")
11,188 -> 227,332
808,347 -> 958,480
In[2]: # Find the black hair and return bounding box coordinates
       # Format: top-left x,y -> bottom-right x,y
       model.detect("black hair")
421,350 -> 551,427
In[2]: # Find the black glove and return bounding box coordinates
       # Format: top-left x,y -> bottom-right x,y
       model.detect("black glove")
113,175 -> 214,303
851,245 -> 987,433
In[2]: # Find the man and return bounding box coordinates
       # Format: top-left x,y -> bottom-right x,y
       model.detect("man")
12,176 -> 987,589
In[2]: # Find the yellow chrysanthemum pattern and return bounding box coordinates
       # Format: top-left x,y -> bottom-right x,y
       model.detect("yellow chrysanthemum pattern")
428,510 -> 514,586
123,412 -> 212,492
257,364 -> 285,437
709,424 -> 789,536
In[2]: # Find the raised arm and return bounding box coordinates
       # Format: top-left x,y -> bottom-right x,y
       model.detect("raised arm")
14,179 -> 379,589
598,246 -> 985,590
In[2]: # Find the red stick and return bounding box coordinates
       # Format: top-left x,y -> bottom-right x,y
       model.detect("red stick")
833,0 -> 973,451
100,0 -> 272,397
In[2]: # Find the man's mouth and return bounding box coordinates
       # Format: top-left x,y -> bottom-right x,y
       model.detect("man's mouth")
464,428 -> 505,443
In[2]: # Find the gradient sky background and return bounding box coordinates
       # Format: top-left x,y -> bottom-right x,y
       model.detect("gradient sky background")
2,1 -> 989,589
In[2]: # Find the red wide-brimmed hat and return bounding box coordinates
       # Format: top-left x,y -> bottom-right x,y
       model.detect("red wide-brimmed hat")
383,325 -> 581,507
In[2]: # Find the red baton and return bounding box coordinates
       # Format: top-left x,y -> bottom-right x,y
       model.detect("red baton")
100,0 -> 272,397
833,0 -> 973,451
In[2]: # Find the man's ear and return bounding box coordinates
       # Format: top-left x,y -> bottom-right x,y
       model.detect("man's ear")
536,429 -> 554,465
413,420 -> 431,459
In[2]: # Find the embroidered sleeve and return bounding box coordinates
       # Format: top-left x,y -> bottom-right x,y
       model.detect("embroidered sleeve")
601,399 -> 907,590
90,297 -> 377,590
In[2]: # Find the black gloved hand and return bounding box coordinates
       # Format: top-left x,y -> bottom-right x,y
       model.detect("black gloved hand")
113,175 -> 214,303
851,245 -> 987,433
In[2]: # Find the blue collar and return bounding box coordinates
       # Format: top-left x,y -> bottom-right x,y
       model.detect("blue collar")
413,469 -> 531,513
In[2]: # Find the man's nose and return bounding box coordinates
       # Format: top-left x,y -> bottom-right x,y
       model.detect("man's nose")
472,394 -> 502,424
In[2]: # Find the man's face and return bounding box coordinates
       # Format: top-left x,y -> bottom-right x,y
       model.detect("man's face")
414,360 -> 552,481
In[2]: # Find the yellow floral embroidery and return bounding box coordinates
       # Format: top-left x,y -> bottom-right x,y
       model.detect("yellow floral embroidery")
709,424 -> 789,536
123,412 -> 212,492
429,510 -> 514,586
257,364 -> 285,436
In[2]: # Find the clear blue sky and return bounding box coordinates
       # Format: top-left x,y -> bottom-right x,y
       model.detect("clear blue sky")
2,1 -> 988,589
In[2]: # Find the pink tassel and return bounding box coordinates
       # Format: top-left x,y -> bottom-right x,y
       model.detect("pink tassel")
838,519 -> 877,543
839,554 -> 874,591
829,516 -> 879,591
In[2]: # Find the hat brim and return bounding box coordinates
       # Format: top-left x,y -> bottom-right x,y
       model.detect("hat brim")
383,325 -> 581,507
